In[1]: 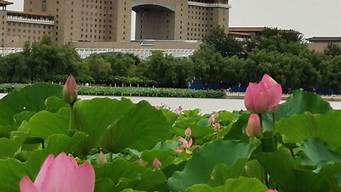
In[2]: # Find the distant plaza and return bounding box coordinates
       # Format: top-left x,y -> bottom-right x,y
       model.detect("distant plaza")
0,0 -> 230,58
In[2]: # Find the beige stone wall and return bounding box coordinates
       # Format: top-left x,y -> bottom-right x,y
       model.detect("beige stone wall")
24,0 -> 43,13
0,10 -> 6,47
174,0 -> 188,40
187,3 -> 229,40
212,7 -> 229,33
114,0 -> 132,42
187,5 -> 211,40
5,21 -> 54,47
308,42 -> 341,53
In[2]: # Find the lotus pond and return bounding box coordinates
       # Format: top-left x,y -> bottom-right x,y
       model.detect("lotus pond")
0,81 -> 341,192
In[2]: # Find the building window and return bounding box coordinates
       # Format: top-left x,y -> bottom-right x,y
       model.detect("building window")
42,0 -> 47,11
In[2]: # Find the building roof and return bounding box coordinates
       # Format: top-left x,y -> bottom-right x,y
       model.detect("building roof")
228,32 -> 252,37
7,11 -> 53,18
229,27 -> 266,33
0,0 -> 13,6
307,37 -> 341,42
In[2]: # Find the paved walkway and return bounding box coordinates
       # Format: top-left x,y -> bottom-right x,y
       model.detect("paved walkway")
0,94 -> 340,114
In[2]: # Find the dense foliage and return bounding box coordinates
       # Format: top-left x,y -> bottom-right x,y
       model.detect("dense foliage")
1,30 -> 341,92
0,84 -> 340,191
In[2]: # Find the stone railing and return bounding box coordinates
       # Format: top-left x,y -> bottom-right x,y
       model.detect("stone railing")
114,48 -> 195,59
0,47 -> 23,56
1,47 -> 195,59
76,47 -> 195,59
188,1 -> 231,9
7,15 -> 54,25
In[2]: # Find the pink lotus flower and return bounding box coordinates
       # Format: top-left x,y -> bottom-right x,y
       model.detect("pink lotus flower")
266,189 -> 278,192
175,106 -> 183,116
63,74 -> 77,104
212,122 -> 221,131
152,158 -> 162,169
208,112 -> 218,124
245,114 -> 261,137
179,137 -> 193,149
185,128 -> 192,137
20,153 -> 95,192
244,74 -> 282,113
176,137 -> 193,153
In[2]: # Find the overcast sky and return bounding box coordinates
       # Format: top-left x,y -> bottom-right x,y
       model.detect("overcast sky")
7,0 -> 341,38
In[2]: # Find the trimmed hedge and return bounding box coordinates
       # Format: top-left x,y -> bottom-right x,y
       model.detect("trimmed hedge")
0,84 -> 225,98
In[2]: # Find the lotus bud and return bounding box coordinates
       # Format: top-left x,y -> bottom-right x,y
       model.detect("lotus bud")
212,122 -> 221,131
96,151 -> 107,166
152,158 -> 162,169
19,153 -> 95,192
244,74 -> 282,113
63,74 -> 77,105
208,112 -> 218,124
136,159 -> 147,167
185,128 -> 192,137
175,148 -> 184,154
245,114 -> 261,137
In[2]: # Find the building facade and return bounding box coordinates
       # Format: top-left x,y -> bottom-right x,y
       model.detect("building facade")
0,1 -> 55,47
1,0 -> 230,57
307,37 -> 341,52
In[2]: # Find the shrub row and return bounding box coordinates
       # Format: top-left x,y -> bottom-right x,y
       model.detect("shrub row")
0,84 -> 225,98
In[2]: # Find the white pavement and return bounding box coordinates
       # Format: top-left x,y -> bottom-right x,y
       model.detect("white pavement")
0,94 -> 340,114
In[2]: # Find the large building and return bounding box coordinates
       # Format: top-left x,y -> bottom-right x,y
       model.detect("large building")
0,0 -> 230,57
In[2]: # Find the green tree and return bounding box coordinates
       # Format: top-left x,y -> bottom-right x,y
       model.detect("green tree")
191,44 -> 225,84
25,36 -> 80,81
139,51 -> 178,87
204,26 -> 245,57
245,28 -> 306,55
221,56 -> 248,86
0,53 -> 29,83
324,43 -> 341,57
174,58 -> 195,88
103,53 -> 140,77
84,54 -> 112,81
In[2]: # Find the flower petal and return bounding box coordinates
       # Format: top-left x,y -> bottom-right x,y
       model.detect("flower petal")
34,155 -> 55,189
71,162 -> 95,192
244,83 -> 257,112
267,84 -> 283,111
40,153 -> 78,192
261,74 -> 278,88
253,88 -> 270,113
20,176 -> 39,192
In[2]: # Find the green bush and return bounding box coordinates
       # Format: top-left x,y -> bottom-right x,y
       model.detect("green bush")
0,84 -> 225,98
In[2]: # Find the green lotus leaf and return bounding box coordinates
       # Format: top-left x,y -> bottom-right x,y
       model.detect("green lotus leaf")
0,84 -> 62,137
186,177 -> 267,192
168,140 -> 255,191
276,90 -> 331,120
